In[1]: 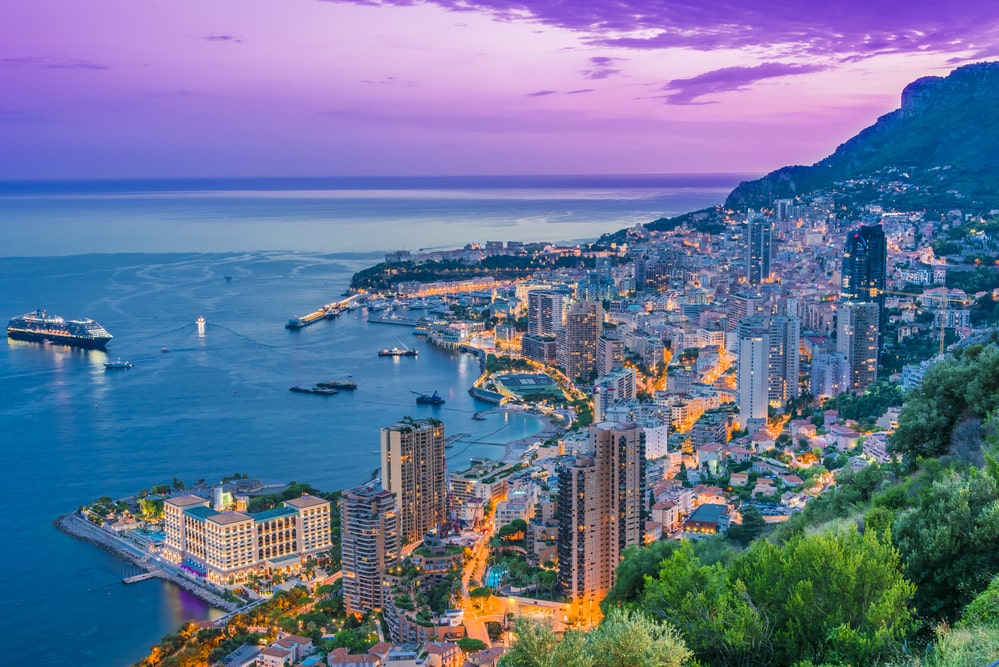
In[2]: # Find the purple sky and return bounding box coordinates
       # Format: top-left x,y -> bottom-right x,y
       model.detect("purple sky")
1,0 -> 997,178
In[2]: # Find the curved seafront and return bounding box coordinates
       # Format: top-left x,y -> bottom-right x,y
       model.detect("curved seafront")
0,176 -> 736,666
1,251 -> 550,667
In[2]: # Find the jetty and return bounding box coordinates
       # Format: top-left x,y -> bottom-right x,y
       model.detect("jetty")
123,569 -> 163,584
286,295 -> 361,330
368,314 -> 426,327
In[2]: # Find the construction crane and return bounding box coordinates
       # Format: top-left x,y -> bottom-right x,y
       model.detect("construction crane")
883,289 -> 972,355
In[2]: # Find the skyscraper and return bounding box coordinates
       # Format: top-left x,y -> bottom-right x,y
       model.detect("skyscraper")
837,301 -> 880,393
746,213 -> 773,285
558,422 -> 645,613
841,224 -> 887,339
767,316 -> 801,405
738,328 -> 769,430
727,292 -> 766,331
380,418 -> 446,543
557,299 -> 602,381
341,482 -> 400,615
527,290 -> 566,336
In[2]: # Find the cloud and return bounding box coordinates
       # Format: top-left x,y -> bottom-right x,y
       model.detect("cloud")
662,62 -> 828,104
580,55 -> 623,79
526,89 -> 558,96
0,57 -> 108,70
566,88 -> 595,94
323,0 -> 999,61
204,34 -> 244,43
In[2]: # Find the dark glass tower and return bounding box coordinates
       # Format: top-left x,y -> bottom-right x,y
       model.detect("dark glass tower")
841,224 -> 887,350
746,214 -> 773,285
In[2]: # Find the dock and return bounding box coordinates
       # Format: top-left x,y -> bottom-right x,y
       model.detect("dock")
286,295 -> 360,330
123,569 -> 163,584
368,314 -> 426,327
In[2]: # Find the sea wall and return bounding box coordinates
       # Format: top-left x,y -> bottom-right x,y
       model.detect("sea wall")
54,513 -> 238,612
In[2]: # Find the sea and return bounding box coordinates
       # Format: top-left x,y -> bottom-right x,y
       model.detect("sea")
0,174 -> 741,666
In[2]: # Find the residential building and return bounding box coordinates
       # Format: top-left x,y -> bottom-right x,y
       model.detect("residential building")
381,418 -> 446,542
341,483 -> 400,615
528,290 -> 566,336
557,299 -> 602,381
746,213 -> 773,285
837,301 -> 880,393
767,316 -> 800,405
737,330 -> 769,430
558,422 -> 646,611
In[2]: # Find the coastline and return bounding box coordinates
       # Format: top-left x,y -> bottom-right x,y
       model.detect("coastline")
54,513 -> 238,613
496,405 -> 563,462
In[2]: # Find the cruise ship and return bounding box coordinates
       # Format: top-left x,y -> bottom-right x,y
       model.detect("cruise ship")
7,310 -> 113,350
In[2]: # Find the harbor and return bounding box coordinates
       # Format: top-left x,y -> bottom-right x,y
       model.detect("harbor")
285,295 -> 361,330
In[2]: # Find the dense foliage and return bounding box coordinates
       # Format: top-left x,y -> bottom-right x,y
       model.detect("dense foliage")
500,609 -> 693,667
890,343 -> 999,459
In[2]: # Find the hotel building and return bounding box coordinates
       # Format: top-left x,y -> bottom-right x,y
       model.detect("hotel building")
162,494 -> 331,586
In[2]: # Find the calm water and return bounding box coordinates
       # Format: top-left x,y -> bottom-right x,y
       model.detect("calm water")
0,175 -> 737,666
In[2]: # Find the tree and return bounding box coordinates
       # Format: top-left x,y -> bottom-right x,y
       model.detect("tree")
603,540 -> 679,611
457,637 -> 489,653
499,618 -> 591,667
732,526 -> 915,666
641,542 -> 772,667
891,344 -> 999,458
500,611 -> 693,667
727,505 -> 767,546
585,609 -> 692,667
892,468 -> 999,623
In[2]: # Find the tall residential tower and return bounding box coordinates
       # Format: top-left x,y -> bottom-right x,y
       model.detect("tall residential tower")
380,418 -> 446,543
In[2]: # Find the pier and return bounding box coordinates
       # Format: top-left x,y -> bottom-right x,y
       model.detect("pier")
368,314 -> 426,327
286,295 -> 361,330
123,569 -> 163,584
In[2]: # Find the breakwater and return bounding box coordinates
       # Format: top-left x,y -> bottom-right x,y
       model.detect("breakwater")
54,513 -> 238,612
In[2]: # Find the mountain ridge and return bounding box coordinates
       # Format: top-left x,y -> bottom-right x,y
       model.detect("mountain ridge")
723,61 -> 999,212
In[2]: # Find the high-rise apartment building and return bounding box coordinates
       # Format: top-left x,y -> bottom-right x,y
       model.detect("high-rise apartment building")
811,351 -> 850,399
527,290 -> 566,336
837,301 -> 880,393
746,213 -> 773,285
738,329 -> 769,429
380,418 -> 446,543
727,292 -> 766,331
341,482 -> 400,615
557,422 -> 645,613
767,316 -> 801,406
557,300 -> 602,381
841,224 -> 887,344
596,334 -> 625,375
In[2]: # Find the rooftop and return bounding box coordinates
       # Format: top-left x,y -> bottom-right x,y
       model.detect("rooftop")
185,506 -> 219,522
208,511 -> 252,526
688,503 -> 729,524
283,494 -> 328,509
165,494 -> 208,508
253,506 -> 298,523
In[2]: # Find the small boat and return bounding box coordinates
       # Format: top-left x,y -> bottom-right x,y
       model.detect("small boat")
104,359 -> 134,370
317,378 -> 357,390
289,385 -> 339,396
413,390 -> 445,406
379,346 -> 418,357
161,347 -> 169,353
